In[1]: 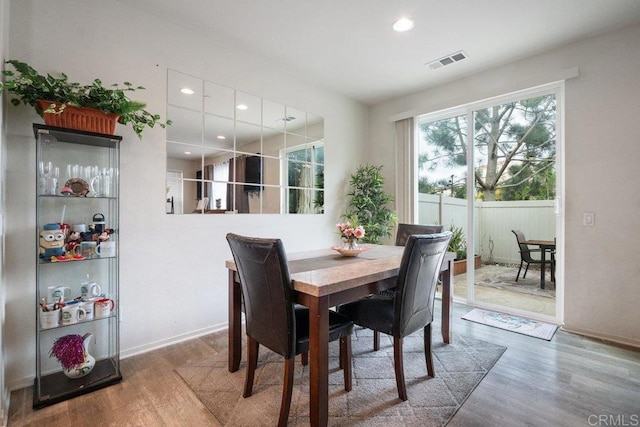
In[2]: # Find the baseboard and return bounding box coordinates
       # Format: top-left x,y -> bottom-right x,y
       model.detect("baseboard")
561,325 -> 640,350
7,322 -> 229,392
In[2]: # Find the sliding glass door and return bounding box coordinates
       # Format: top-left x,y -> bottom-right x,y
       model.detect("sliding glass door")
416,84 -> 562,322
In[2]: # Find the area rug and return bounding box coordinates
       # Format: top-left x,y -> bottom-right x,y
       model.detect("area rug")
176,328 -> 506,426
462,308 -> 557,341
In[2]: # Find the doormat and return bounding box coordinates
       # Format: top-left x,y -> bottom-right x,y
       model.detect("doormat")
462,308 -> 557,341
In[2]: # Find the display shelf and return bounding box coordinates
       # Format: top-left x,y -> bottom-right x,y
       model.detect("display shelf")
33,124 -> 121,409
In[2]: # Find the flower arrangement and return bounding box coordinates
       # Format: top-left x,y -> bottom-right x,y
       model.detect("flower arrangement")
49,334 -> 86,369
336,216 -> 365,250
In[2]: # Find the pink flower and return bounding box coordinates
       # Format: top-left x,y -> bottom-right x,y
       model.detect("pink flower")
353,226 -> 365,239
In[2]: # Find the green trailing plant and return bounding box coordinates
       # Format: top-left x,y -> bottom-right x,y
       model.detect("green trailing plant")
345,164 -> 397,244
447,225 -> 467,260
0,60 -> 171,139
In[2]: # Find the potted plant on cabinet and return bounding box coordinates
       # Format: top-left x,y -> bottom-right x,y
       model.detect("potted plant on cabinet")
448,225 -> 482,275
344,164 -> 397,244
0,60 -> 170,138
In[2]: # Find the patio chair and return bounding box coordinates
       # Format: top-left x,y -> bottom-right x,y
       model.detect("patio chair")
511,229 -> 555,282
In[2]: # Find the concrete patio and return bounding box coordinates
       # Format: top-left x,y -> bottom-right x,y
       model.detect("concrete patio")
446,263 -> 556,317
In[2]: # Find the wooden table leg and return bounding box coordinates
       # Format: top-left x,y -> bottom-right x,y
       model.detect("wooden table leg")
228,269 -> 242,372
307,295 -> 329,427
441,258 -> 453,344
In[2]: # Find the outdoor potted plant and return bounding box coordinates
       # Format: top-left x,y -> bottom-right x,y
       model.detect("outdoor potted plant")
448,225 -> 481,275
0,60 -> 170,138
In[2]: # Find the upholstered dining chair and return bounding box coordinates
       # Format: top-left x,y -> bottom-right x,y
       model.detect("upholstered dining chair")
511,229 -> 555,282
338,232 -> 452,401
374,223 -> 445,350
226,233 -> 354,426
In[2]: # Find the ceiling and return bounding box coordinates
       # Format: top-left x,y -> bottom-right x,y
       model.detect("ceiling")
117,0 -> 640,105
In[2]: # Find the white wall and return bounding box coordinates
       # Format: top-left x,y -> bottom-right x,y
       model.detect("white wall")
3,0 -> 368,389
368,23 -> 640,347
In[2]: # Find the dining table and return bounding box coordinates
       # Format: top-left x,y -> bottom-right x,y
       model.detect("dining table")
522,239 -> 556,289
226,244 -> 455,427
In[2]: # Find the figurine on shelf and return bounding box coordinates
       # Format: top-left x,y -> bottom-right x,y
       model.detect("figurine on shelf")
65,230 -> 82,254
94,228 -> 114,243
39,224 -> 66,259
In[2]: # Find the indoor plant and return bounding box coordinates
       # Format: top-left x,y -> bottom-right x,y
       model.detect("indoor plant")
0,60 -> 170,138
344,164 -> 397,244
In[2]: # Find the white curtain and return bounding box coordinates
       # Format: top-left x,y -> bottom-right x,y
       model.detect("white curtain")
297,164 -> 314,214
395,118 -> 415,223
213,161 -> 229,210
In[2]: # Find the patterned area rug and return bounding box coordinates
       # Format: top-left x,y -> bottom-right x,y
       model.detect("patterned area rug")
462,308 -> 558,341
176,328 -> 506,426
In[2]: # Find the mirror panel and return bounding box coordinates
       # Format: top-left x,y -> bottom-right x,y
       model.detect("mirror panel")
167,69 -> 324,214
235,91 -> 262,126
263,100 -> 287,131
204,81 -> 235,119
204,115 -> 235,150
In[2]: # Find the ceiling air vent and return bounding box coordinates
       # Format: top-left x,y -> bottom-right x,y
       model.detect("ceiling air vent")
426,50 -> 468,70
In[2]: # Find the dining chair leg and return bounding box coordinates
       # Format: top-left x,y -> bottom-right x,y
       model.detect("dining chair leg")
243,336 -> 259,398
523,261 -> 530,279
393,337 -> 408,401
423,324 -> 434,377
373,330 -> 380,351
301,351 -> 308,366
516,260 -> 524,281
340,335 -> 352,392
278,357 -> 295,427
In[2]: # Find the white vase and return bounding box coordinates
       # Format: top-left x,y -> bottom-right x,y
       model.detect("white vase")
63,333 -> 96,379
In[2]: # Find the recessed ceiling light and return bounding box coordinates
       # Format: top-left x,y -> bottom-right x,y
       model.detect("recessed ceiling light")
217,135 -> 226,140
180,87 -> 194,95
184,151 -> 192,155
393,17 -> 414,32
236,104 -> 248,110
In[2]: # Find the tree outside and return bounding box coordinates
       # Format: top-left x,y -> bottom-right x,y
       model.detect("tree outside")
418,94 -> 556,201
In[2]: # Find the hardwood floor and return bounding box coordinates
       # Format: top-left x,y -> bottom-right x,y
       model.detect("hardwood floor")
8,303 -> 640,426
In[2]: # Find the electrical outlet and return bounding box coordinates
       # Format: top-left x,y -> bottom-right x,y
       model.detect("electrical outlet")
583,212 -> 595,227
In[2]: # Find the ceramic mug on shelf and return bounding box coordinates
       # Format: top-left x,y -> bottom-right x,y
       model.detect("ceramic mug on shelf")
80,241 -> 97,258
39,305 -> 61,329
46,285 -> 71,304
61,303 -> 86,325
94,297 -> 115,318
96,241 -> 116,257
80,300 -> 95,320
80,282 -> 102,298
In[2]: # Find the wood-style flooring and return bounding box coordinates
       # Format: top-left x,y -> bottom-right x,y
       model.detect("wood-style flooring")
8,303 -> 640,426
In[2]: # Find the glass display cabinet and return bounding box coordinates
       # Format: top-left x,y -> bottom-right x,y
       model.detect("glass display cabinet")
33,124 -> 122,408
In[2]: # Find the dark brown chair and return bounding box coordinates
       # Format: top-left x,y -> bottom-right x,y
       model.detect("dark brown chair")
338,232 -> 452,401
374,223 -> 444,350
226,233 -> 353,427
511,229 -> 555,282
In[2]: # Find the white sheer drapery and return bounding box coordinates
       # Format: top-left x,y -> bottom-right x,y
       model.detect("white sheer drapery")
395,118 -> 415,223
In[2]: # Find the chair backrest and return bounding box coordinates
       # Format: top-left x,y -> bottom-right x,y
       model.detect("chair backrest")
393,231 -> 452,337
395,223 -> 444,246
226,233 -> 295,358
511,229 -> 535,262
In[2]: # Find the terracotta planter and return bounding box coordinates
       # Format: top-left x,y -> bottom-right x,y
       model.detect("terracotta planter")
453,255 -> 482,275
36,100 -> 119,135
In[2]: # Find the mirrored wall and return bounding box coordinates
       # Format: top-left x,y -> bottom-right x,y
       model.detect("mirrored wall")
166,70 -> 324,215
